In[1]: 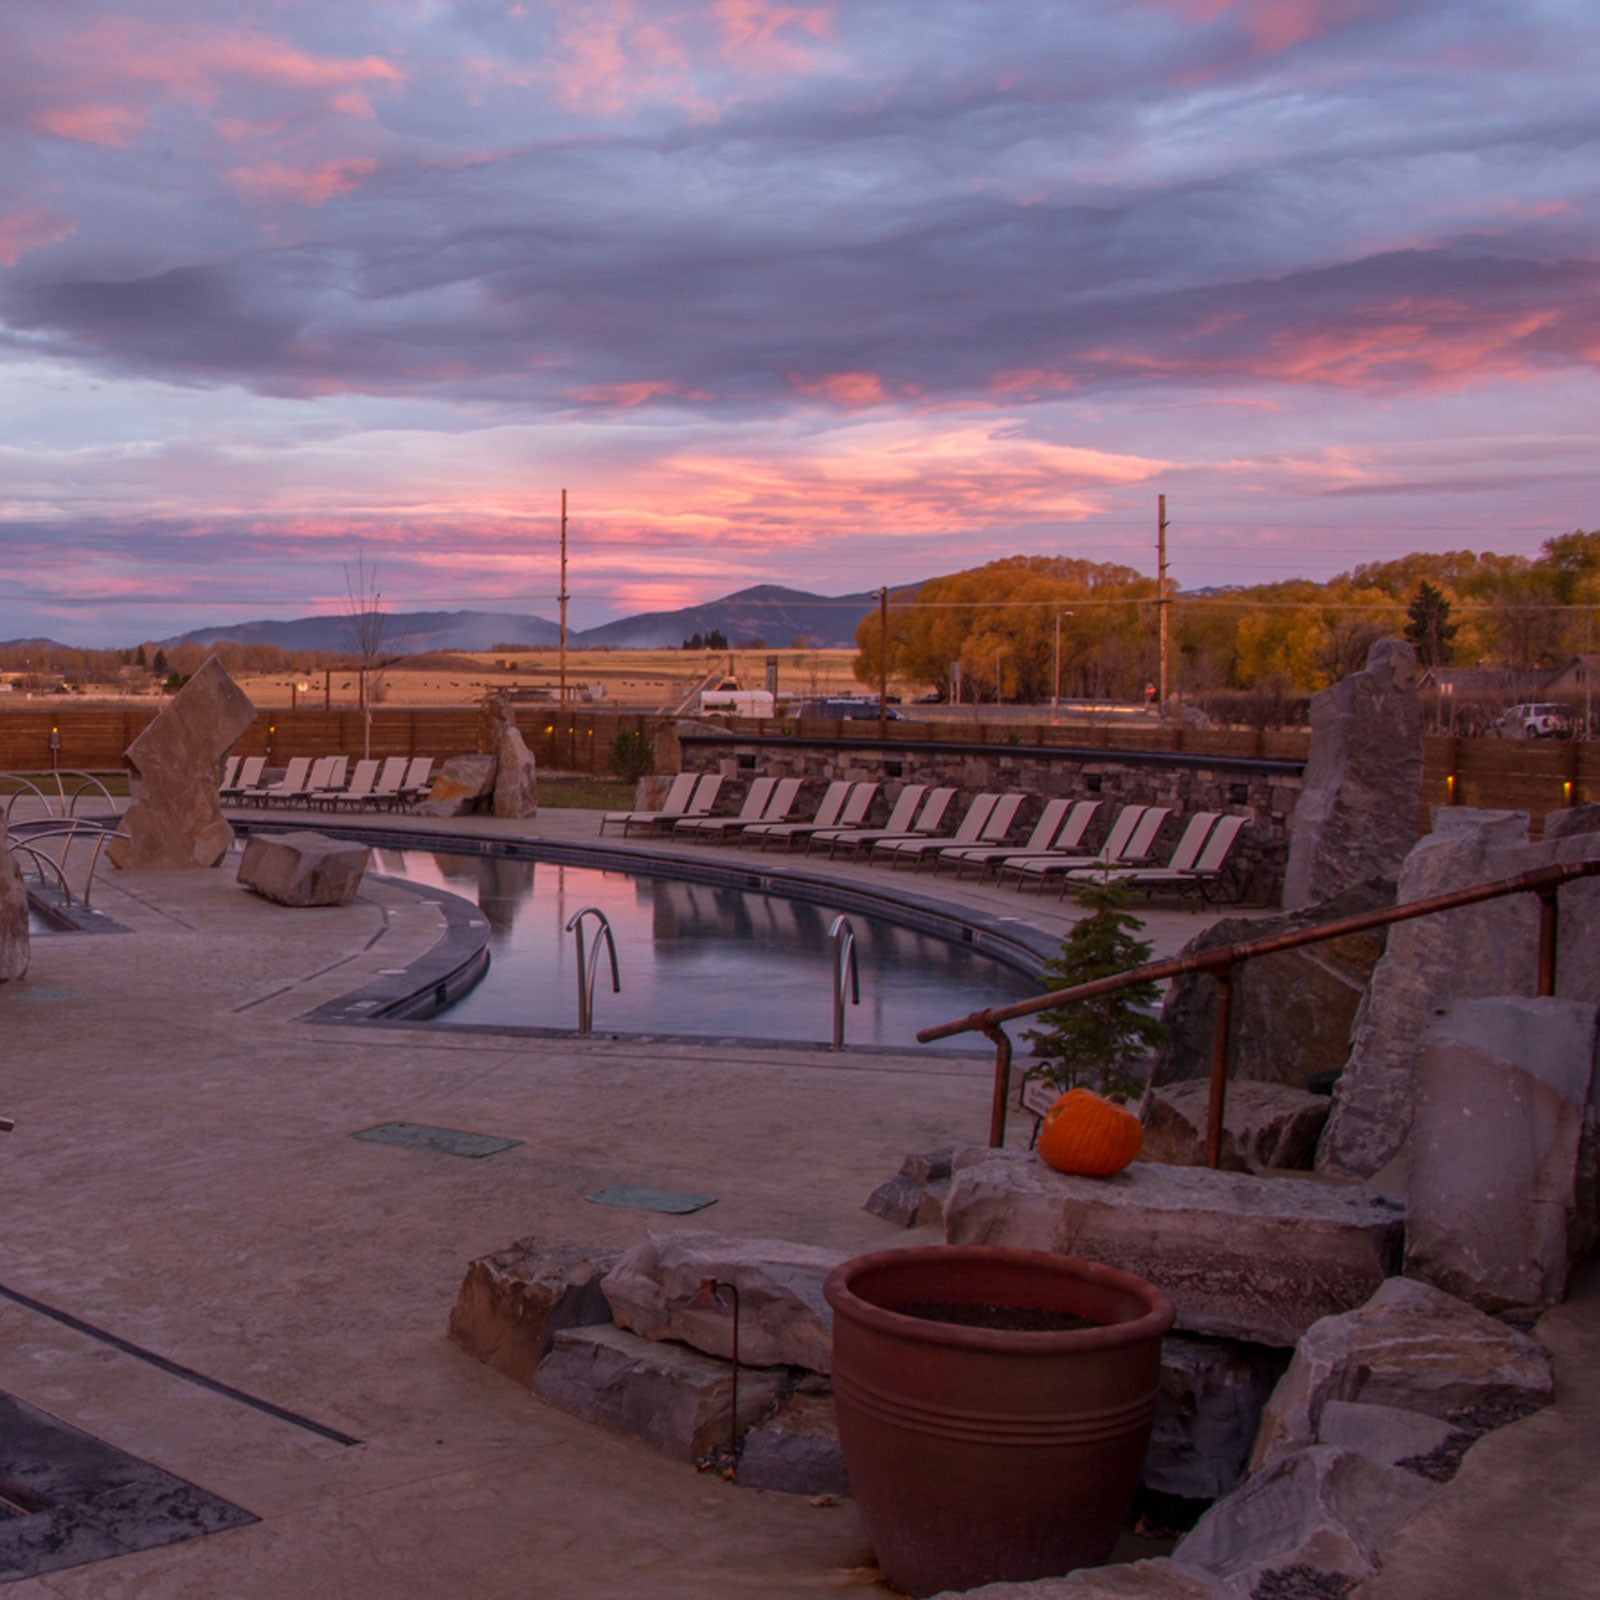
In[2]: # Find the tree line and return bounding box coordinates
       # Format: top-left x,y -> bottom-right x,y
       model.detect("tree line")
851,532 -> 1600,702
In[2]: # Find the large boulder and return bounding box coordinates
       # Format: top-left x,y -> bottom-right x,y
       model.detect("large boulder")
1319,806 -> 1600,1178
0,814 -> 29,981
414,754 -> 497,818
109,656 -> 255,870
1282,637 -> 1423,911
236,832 -> 370,907
943,1148 -> 1403,1346
1140,1081 -> 1330,1174
601,1231 -> 840,1374
1172,1445 -> 1436,1598
1404,995 -> 1600,1316
735,1390 -> 850,1496
864,1148 -> 954,1227
1248,1276 -> 1553,1474
1149,880 -> 1392,1092
493,726 -> 538,818
448,1237 -> 617,1386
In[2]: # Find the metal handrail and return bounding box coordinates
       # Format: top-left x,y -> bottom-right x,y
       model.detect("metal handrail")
918,856 -> 1600,1161
828,914 -> 860,1050
12,823 -> 130,909
0,770 -> 117,821
564,906 -> 620,1036
0,775 -> 51,823
9,842 -> 74,904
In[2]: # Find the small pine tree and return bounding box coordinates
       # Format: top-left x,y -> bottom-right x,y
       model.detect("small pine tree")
607,729 -> 655,784
1022,880 -> 1166,1100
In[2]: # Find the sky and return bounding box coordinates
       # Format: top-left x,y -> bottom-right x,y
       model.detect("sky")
1,0 -> 1597,647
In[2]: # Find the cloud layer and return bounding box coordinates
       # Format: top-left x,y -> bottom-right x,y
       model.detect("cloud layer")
1,0 -> 1597,641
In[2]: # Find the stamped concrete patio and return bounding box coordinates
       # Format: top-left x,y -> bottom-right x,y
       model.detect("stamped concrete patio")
1,803 -> 1595,1597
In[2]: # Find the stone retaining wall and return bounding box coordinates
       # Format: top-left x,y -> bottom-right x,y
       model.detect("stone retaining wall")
680,732 -> 1304,905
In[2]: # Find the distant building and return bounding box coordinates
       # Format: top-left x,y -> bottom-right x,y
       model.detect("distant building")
1416,667 -> 1553,700
1541,655 -> 1600,697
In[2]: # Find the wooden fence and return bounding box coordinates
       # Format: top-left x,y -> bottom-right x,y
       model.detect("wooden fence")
3,705 -> 1596,828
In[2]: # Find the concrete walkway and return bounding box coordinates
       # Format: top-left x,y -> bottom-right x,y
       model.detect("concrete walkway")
2,803 -> 1596,1597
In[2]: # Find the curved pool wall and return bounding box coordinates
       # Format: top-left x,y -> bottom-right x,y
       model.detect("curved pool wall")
244,821 -> 1058,1051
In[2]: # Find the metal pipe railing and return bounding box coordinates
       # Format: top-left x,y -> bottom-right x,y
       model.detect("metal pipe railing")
564,906 -> 620,1036
917,857 -> 1600,1159
11,823 -> 129,909
828,914 -> 860,1050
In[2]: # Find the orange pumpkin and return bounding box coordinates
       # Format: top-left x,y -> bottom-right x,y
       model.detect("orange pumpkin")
1037,1088 -> 1143,1178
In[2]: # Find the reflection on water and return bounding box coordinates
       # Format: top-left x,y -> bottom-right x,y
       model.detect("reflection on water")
372,849 -> 1039,1050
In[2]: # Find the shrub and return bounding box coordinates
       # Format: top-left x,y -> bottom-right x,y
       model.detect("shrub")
1022,879 -> 1166,1100
607,729 -> 655,784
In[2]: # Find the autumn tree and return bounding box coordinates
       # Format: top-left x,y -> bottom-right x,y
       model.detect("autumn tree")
1404,581 -> 1459,666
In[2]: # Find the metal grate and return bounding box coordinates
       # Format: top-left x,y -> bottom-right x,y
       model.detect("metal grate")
352,1122 -> 523,1159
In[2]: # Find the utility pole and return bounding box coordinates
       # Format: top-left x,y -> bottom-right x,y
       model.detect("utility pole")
558,488 -> 569,709
877,586 -> 889,738
1157,494 -> 1170,719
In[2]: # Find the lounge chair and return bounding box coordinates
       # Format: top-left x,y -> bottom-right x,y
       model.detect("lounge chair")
942,799 -> 1100,880
815,786 -> 957,859
272,755 -> 337,807
630,772 -> 724,835
217,755 -> 242,796
1068,813 -> 1247,903
243,756 -> 312,808
749,781 -> 878,851
893,791 -> 1034,873
398,757 -> 433,809
872,793 -> 1002,870
673,775 -> 781,841
316,758 -> 380,811
304,755 -> 349,807
998,803 -> 1151,892
219,755 -> 265,802
1046,806 -> 1177,898
368,756 -> 411,810
601,773 -> 697,836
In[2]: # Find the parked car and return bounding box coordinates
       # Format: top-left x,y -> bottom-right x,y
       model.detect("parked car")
1492,702 -> 1575,739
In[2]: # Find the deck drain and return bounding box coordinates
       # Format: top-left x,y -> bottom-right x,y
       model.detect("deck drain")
0,1391 -> 257,1581
352,1122 -> 523,1159
584,1185 -> 717,1214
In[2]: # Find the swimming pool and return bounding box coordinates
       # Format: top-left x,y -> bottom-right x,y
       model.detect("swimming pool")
369,847 -> 1043,1052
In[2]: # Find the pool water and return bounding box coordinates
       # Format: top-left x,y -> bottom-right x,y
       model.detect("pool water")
372,849 -> 1041,1052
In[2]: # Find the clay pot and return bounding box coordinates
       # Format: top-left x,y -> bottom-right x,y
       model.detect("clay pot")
823,1244 -> 1174,1597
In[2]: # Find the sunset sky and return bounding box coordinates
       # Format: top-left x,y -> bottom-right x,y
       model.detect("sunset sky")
2,0 -> 1596,646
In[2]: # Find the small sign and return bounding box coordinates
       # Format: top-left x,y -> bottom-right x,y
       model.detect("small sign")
1021,1074 -> 1062,1122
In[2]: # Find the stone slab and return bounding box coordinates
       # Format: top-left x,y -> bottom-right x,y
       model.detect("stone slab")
493,727 -> 538,818
932,1558 -> 1224,1599
1404,995 -> 1600,1317
943,1148 -> 1404,1346
735,1392 -> 850,1496
448,1236 -> 617,1387
864,1147 -> 953,1227
1248,1276 -> 1553,1474
1141,1082 -> 1330,1174
414,753 -> 497,817
602,1230 -> 840,1374
1282,638 -> 1423,912
110,655 -> 255,870
1314,1399 -> 1457,1473
0,813 -> 29,981
236,831 -> 370,906
1173,1445 -> 1436,1599
531,1323 -> 786,1462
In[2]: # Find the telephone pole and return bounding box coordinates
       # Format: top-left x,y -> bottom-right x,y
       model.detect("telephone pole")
558,488 -> 569,709
877,586 -> 889,738
1157,494 -> 1170,719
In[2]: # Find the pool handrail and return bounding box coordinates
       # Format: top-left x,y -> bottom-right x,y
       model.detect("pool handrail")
564,906 -> 621,1035
828,914 -> 861,1050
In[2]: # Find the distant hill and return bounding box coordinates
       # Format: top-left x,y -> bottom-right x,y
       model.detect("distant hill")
577,584 -> 883,649
161,583 -> 896,655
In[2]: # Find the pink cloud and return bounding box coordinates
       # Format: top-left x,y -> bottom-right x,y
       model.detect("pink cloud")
0,206 -> 77,266
227,157 -> 379,206
32,104 -> 147,148
789,371 -> 910,408
570,380 -> 714,407
712,0 -> 835,73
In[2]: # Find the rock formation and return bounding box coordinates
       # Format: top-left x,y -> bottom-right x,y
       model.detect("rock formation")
0,814 -> 30,980
236,832 -> 372,907
109,656 -> 255,870
1282,637 -> 1422,911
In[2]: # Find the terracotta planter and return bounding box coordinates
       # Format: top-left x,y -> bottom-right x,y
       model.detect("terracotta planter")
823,1244 -> 1174,1597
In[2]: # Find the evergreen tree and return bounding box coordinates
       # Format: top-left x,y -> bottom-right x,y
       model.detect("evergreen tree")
151,648 -> 168,676
1404,581 -> 1458,667
1022,880 -> 1166,1099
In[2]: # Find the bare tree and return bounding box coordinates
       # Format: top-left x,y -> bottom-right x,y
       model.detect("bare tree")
342,555 -> 398,759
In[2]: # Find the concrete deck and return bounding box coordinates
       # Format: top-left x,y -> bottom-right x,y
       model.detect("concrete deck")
2,803 -> 1596,1597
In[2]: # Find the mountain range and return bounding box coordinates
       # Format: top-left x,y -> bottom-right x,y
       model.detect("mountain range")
151,583 -> 890,655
